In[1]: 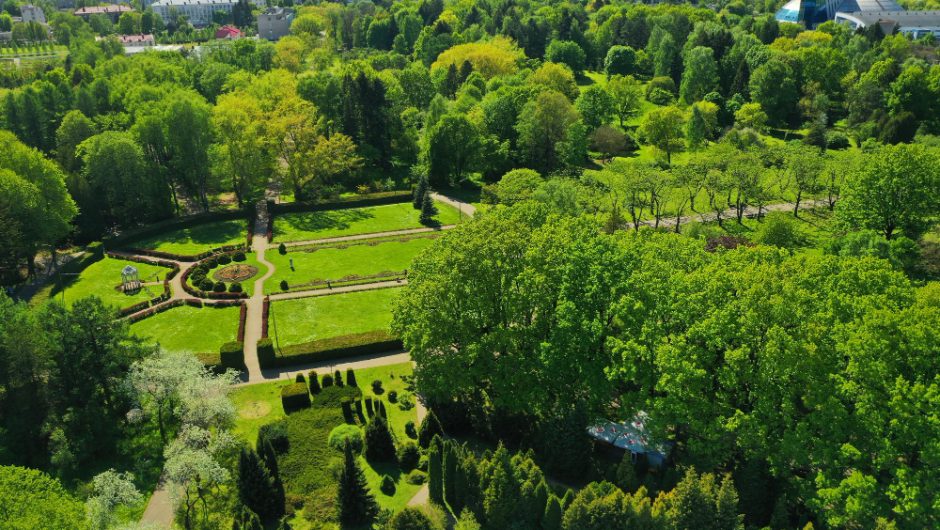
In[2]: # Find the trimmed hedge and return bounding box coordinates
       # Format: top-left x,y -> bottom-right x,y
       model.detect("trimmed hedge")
237,304 -> 247,342
261,297 -> 270,338
125,299 -> 183,323
281,382 -> 311,413
104,210 -> 251,250
257,338 -> 275,368
261,330 -> 402,369
268,190 -> 411,215
119,243 -> 246,263
118,299 -> 151,317
220,341 -> 245,369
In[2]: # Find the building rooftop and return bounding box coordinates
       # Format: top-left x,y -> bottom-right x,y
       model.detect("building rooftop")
835,0 -> 903,12
119,34 -> 154,44
74,5 -> 133,15
836,9 -> 940,26
152,0 -> 237,6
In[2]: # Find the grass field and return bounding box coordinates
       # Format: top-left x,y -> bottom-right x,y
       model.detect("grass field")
268,236 -> 435,290
230,362 -> 419,526
130,305 -> 240,354
56,257 -> 170,309
130,219 -> 246,255
271,288 -> 400,346
273,201 -> 462,243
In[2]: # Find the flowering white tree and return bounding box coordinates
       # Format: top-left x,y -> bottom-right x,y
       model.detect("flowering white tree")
86,469 -> 142,530
164,426 -> 236,530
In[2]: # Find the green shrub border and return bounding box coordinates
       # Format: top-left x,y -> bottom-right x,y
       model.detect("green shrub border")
259,330 -> 402,369
103,210 -> 252,251
268,191 -> 412,215
281,382 -> 311,413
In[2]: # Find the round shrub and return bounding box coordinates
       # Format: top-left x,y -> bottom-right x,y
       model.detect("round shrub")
213,281 -> 227,292
190,268 -> 206,283
372,380 -> 384,394
279,279 -> 289,291
380,474 -> 396,495
322,374 -> 334,388
257,420 -> 289,453
229,282 -> 242,293
218,254 -> 231,265
199,278 -> 215,291
295,373 -> 306,383
233,251 -> 246,261
405,421 -> 417,439
388,390 -> 398,403
278,243 -> 287,255
205,257 -> 218,268
328,424 -> 363,454
826,131 -> 850,150
405,470 -> 427,485
398,441 -> 420,472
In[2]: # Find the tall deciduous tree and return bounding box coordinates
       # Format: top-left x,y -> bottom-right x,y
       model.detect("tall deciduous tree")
427,113 -> 481,187
637,106 -> 685,164
211,93 -> 274,207
607,75 -> 643,128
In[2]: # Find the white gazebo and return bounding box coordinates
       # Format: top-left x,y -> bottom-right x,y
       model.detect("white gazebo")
121,264 -> 140,292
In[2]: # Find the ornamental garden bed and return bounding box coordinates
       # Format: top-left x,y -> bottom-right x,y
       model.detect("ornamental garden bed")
50,256 -> 174,311
272,201 -> 462,243
230,362 -> 421,524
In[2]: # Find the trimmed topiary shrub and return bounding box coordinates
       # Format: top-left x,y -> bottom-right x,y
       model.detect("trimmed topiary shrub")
405,421 -> 417,439
406,470 -> 427,485
281,383 -> 310,413
380,474 -> 396,495
233,251 -> 247,261
335,370 -> 344,387
199,278 -> 215,291
346,368 -> 357,387
295,373 -> 306,383
372,380 -> 383,394
418,411 -> 444,448
213,281 -> 227,292
398,441 -> 420,472
257,338 -> 275,368
322,374 -> 334,388
218,254 -> 231,265
328,424 -> 363,454
365,396 -> 374,417
219,341 -> 244,370
388,390 -> 398,403
278,243 -> 287,255
229,282 -> 242,293
308,371 -> 321,393
279,279 -> 289,291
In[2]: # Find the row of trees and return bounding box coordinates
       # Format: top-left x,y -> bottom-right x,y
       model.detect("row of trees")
394,203 -> 940,528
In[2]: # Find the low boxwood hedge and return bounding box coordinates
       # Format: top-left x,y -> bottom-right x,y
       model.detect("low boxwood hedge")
268,190 -> 411,215
281,382 -> 311,413
257,338 -> 275,368
263,330 -> 402,368
220,341 -> 244,369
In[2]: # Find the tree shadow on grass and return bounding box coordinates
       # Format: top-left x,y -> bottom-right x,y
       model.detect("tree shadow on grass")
281,209 -> 375,236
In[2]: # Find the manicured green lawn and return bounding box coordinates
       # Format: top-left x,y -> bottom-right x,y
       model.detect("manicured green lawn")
273,201 -> 462,243
130,305 -> 240,355
57,257 -> 170,309
230,362 -> 419,524
130,219 -> 247,255
272,288 -> 400,346
268,236 -> 435,290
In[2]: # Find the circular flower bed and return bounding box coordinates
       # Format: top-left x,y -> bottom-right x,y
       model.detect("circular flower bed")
213,264 -> 258,283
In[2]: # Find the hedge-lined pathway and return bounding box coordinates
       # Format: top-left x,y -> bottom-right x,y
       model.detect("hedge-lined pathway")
267,279 -> 408,301
243,200 -> 276,381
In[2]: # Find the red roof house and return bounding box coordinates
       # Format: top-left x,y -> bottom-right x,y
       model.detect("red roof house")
215,25 -> 242,39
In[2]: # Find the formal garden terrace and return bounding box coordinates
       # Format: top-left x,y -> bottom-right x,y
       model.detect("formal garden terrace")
28,191 -> 473,380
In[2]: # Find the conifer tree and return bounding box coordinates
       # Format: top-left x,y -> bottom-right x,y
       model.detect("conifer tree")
346,368 -> 358,387
716,474 -> 744,530
428,435 -> 444,504
413,176 -> 428,209
418,410 -> 443,448
364,415 -> 397,462
232,505 -> 262,530
542,495 -> 563,530
444,440 -> 458,509
261,440 -> 286,516
237,448 -> 279,522
337,441 -> 378,525
420,192 -> 438,225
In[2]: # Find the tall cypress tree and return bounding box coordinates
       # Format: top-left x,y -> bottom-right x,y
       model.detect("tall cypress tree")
337,440 -> 378,525
444,441 -> 458,509
364,414 -> 397,461
261,440 -> 286,517
412,176 -> 428,209
542,495 -> 562,530
237,448 -> 279,522
232,505 -> 262,530
418,410 -> 443,448
420,191 -> 438,225
428,435 -> 444,504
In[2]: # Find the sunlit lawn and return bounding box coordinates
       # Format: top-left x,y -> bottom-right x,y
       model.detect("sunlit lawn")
130,219 -> 247,255
56,257 -> 170,309
268,236 -> 435,289
271,288 -> 400,346
273,201 -> 461,243
130,305 -> 240,354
